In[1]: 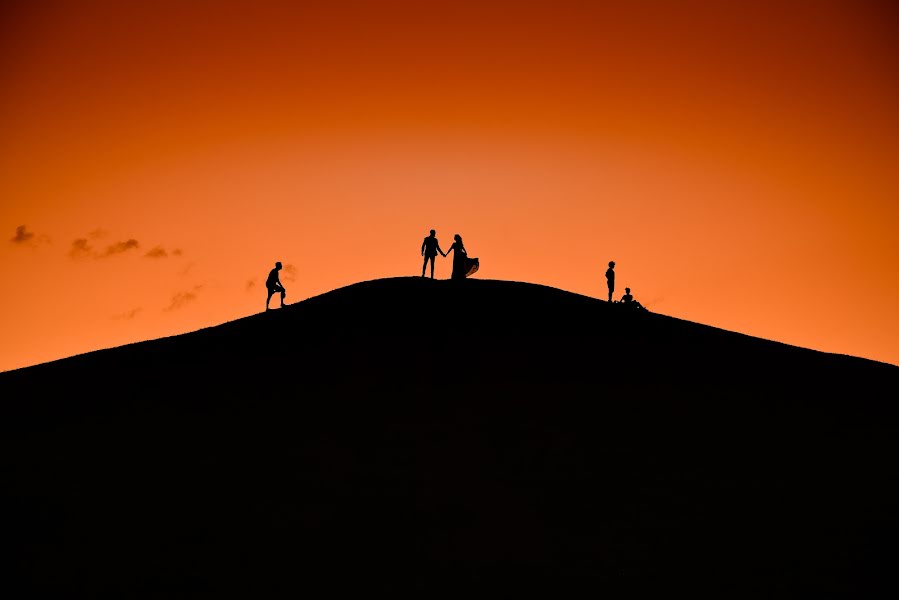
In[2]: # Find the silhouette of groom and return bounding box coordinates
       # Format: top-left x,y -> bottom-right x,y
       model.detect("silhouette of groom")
266,261 -> 287,310
421,229 -> 445,278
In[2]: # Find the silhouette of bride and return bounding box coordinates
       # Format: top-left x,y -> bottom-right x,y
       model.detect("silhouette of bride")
448,234 -> 479,279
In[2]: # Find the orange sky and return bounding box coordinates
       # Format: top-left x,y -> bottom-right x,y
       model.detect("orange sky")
2,0 -> 898,371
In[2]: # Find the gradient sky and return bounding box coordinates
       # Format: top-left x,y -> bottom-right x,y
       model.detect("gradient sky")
2,0 -> 898,371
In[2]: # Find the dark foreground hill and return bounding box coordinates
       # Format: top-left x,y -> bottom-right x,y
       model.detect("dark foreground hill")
2,277 -> 898,597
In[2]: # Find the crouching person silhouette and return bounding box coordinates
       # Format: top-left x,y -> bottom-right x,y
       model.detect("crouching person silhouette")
266,261 -> 287,311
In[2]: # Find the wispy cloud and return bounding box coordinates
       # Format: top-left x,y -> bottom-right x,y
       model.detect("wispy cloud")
145,246 -> 168,258
112,307 -> 142,320
70,236 -> 140,259
103,239 -> 140,256
10,225 -> 34,244
245,278 -> 257,291
10,225 -> 50,247
69,238 -> 94,259
283,263 -> 298,282
164,285 -> 203,312
144,245 -> 184,259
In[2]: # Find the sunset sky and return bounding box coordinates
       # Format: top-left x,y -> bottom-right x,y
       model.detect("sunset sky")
2,0 -> 898,371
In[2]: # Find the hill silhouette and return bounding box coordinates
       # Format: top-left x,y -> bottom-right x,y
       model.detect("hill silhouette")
2,277 -> 898,597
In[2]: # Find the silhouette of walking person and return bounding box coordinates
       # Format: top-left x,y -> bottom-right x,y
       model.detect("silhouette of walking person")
421,229 -> 445,278
266,261 -> 287,311
448,234 -> 479,280
605,261 -> 615,302
620,287 -> 646,310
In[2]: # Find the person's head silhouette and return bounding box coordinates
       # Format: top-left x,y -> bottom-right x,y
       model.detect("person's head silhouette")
625,287 -> 630,293
454,234 -> 462,244
429,229 -> 436,237
275,261 -> 282,270
609,261 -> 615,268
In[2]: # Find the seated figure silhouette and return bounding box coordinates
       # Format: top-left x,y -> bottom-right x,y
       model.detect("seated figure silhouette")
619,287 -> 646,310
266,261 -> 287,311
448,234 -> 479,280
421,229 -> 445,278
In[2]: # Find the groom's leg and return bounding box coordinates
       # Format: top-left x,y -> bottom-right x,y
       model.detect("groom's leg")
429,256 -> 435,278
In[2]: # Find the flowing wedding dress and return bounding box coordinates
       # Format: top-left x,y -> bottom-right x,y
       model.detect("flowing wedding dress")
449,242 -> 479,279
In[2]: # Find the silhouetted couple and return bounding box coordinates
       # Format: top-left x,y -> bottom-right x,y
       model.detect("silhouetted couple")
421,230 -> 479,280
265,261 -> 287,311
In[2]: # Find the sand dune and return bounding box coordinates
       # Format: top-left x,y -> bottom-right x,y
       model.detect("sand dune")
2,277 -> 897,596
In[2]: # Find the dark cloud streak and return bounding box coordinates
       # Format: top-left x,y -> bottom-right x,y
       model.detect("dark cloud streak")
10,225 -> 35,244
10,225 -> 50,247
103,239 -> 139,256
145,246 -> 168,258
70,237 -> 141,259
69,238 -> 94,259
144,245 -> 185,259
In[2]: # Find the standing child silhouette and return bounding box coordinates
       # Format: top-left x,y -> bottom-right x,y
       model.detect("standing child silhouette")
605,261 -> 616,302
